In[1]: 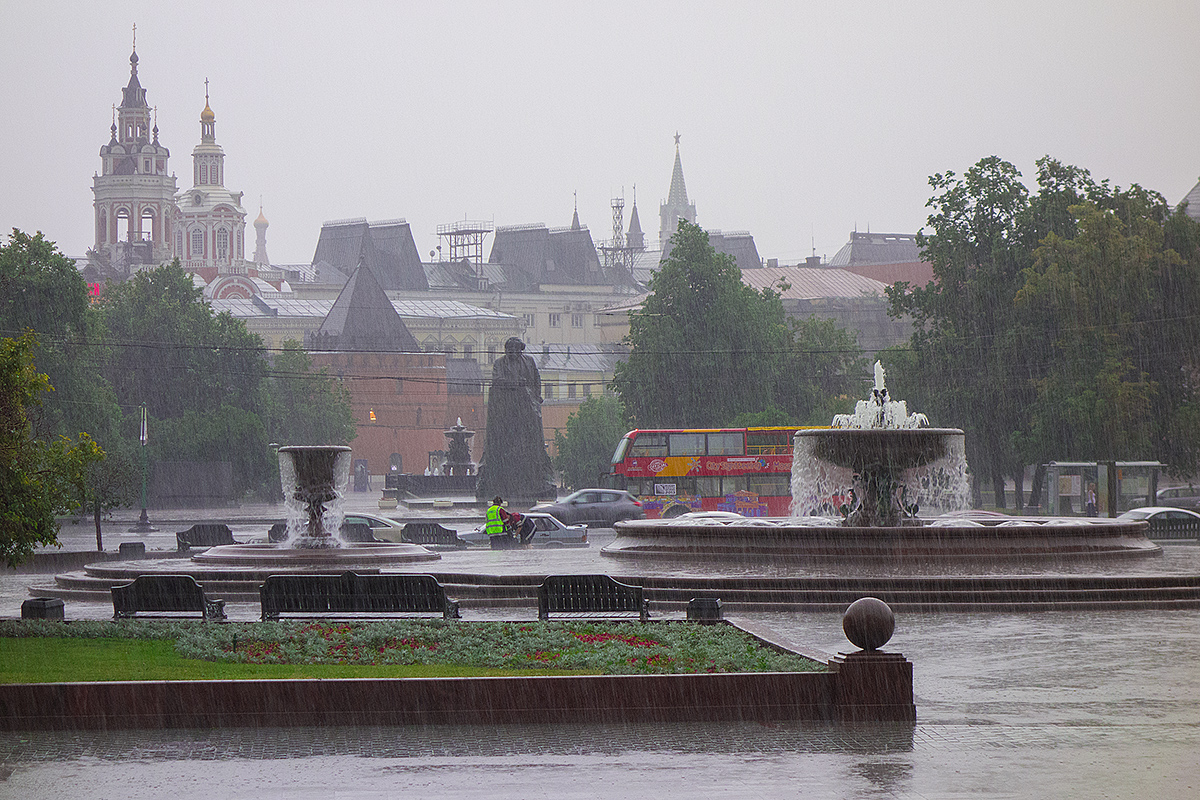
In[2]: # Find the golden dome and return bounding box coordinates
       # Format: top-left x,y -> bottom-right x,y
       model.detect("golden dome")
200,102 -> 215,122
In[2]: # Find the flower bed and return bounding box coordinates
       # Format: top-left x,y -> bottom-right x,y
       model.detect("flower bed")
0,619 -> 824,676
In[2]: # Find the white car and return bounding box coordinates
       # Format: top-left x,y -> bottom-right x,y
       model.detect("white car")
342,513 -> 407,542
460,511 -> 589,548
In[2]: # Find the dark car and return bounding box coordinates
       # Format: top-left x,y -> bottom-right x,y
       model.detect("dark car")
531,489 -> 646,528
1116,507 -> 1200,540
1155,486 -> 1200,511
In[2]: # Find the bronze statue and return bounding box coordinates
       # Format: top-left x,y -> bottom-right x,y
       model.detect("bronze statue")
476,337 -> 556,501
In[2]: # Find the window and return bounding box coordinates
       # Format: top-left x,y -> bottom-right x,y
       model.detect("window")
216,228 -> 229,260
463,344 -> 474,359
191,229 -> 204,257
747,473 -> 792,497
568,383 -> 577,399
594,314 -> 602,326
707,433 -> 744,456
201,163 -> 208,184
629,433 -> 668,458
143,159 -> 150,173
571,313 -> 584,328
668,432 -> 706,456
549,313 -> 561,328
522,313 -> 535,328
175,231 -> 183,255
544,383 -> 554,400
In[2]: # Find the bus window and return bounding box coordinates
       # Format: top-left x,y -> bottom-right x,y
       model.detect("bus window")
722,475 -> 747,494
669,432 -> 705,456
697,476 -> 721,497
629,432 -> 668,458
611,435 -> 632,464
707,432 -> 744,455
747,430 -> 792,456
748,472 -> 792,496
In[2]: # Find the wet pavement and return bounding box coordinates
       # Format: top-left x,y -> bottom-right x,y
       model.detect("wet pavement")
3,498 -> 1200,798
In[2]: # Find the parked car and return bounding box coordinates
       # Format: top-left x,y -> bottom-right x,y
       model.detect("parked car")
342,513 -> 406,542
1116,507 -> 1200,540
531,489 -> 646,528
1155,486 -> 1200,511
460,511 -> 589,548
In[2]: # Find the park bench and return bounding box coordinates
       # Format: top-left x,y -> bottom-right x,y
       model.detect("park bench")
259,572 -> 461,621
537,574 -> 650,622
176,523 -> 237,552
401,521 -> 466,548
111,574 -> 227,621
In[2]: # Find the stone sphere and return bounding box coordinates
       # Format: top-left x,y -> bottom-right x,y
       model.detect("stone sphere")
842,597 -> 895,651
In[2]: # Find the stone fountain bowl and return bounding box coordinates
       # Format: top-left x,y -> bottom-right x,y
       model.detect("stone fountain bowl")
797,428 -> 964,472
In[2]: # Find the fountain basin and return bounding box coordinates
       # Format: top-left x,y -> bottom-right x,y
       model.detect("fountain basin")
191,541 -> 441,568
602,516 -> 1161,561
798,428 -> 963,472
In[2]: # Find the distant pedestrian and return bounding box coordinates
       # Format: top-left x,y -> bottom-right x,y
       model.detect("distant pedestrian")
1086,485 -> 1098,517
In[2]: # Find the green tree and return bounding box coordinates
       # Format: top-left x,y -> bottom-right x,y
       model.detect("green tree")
553,396 -> 629,490
612,221 -> 790,427
0,333 -> 102,567
888,156 -> 1037,506
100,261 -> 266,420
778,315 -> 866,425
0,230 -> 121,446
263,341 -> 356,447
99,261 -> 272,497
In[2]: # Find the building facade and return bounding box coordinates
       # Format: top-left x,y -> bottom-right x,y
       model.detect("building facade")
171,88 -> 248,278
92,45 -> 177,271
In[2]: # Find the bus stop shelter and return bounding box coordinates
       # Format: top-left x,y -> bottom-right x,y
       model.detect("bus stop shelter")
1044,461 -> 1163,517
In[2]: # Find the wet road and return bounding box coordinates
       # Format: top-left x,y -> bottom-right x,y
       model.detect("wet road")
3,501 -> 1199,798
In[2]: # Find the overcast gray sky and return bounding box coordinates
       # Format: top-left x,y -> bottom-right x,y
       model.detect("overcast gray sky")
4,1 -> 1198,266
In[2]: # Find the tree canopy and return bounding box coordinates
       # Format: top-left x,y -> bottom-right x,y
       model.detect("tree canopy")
612,221 -> 859,428
888,156 -> 1200,506
0,333 -> 104,566
553,395 -> 629,491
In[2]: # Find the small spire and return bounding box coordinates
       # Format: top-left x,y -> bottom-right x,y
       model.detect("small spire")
674,131 -> 680,149
130,23 -> 138,68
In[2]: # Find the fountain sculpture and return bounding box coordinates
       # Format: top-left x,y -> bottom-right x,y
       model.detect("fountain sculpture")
602,362 -> 1160,562
189,445 -> 440,567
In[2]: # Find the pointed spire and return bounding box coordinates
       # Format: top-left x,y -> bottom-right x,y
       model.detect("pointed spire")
571,191 -> 581,230
626,184 -> 645,251
667,133 -> 689,208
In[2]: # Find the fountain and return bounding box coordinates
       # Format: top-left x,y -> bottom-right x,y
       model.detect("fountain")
602,362 -> 1160,561
193,445 -> 440,567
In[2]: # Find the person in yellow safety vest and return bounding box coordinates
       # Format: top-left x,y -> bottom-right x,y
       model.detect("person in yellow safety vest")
486,496 -> 507,536
486,495 -> 518,549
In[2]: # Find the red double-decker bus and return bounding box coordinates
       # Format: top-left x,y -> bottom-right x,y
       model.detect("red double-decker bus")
606,427 -> 817,518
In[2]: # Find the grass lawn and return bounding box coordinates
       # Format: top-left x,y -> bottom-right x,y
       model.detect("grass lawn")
0,637 -> 580,683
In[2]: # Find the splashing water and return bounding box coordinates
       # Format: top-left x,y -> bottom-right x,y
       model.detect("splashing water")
790,361 -> 969,520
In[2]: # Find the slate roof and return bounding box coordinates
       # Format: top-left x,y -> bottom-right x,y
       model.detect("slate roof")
532,343 -> 628,375
212,296 -> 517,322
488,223 -> 629,286
1182,179 -> 1200,223
308,262 -> 421,352
739,266 -> 889,300
828,232 -> 923,267
311,219 -> 429,291
630,229 -> 763,284
707,230 -> 761,271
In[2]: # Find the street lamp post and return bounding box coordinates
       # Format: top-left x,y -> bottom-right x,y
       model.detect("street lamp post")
128,403 -> 156,533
